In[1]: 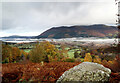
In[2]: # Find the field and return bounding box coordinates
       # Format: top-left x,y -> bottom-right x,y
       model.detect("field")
4,42 -> 82,58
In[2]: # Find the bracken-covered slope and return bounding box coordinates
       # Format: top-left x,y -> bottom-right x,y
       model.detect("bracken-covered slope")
36,24 -> 118,39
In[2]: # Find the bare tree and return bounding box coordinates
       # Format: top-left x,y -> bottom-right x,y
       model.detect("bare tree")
116,0 -> 120,53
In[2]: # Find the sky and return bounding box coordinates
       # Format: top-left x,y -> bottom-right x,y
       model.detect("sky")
0,0 -> 118,37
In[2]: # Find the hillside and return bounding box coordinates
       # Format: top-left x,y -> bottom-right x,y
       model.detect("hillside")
36,24 -> 118,39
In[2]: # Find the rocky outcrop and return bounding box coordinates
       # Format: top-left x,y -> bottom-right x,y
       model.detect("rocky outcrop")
56,62 -> 111,83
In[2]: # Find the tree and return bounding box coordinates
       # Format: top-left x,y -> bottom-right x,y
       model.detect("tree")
2,44 -> 22,63
74,51 -> 80,58
20,50 -> 28,60
29,42 -> 45,63
40,41 -> 60,62
2,44 -> 12,62
59,44 -> 68,58
84,53 -> 92,62
11,47 -> 21,62
93,56 -> 101,64
29,41 -> 61,63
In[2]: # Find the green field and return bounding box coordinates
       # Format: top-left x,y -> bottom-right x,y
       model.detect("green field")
24,49 -> 31,53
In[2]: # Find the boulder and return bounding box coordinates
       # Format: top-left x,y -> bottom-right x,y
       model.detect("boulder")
56,62 -> 111,83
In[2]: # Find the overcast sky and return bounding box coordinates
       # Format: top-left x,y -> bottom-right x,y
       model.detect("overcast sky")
0,0 -> 117,37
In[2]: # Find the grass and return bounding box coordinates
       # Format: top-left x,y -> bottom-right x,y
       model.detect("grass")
67,51 -> 74,58
23,49 -> 31,53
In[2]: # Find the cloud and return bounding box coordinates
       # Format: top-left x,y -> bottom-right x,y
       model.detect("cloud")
2,0 -> 115,2
1,1 -> 117,37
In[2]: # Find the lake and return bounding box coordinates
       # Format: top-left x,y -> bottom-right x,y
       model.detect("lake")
1,37 -> 118,44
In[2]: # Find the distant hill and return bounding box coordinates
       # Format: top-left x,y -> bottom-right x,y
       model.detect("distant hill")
1,35 -> 34,39
36,24 -> 118,39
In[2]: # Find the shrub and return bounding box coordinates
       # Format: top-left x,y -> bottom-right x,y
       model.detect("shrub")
75,57 -> 81,62
64,58 -> 75,62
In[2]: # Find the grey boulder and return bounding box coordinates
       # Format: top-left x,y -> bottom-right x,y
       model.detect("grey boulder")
56,62 -> 111,83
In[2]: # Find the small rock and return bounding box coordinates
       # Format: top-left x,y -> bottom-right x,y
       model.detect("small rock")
56,62 -> 111,83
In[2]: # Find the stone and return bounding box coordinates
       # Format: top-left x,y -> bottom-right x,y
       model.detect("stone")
56,62 -> 111,83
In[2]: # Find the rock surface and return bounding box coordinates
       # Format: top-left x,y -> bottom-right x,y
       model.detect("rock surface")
56,62 -> 111,83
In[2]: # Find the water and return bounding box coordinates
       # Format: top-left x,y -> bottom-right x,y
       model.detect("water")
1,37 -> 118,44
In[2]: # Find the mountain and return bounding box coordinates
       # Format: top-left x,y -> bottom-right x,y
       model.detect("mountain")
36,24 -> 118,39
1,35 -> 34,39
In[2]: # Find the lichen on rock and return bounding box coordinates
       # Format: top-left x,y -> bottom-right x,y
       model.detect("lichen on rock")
56,62 -> 111,83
